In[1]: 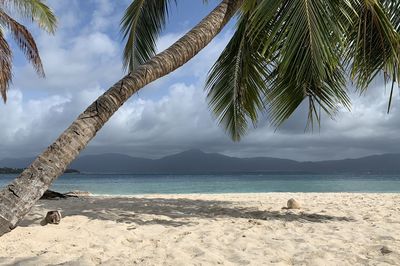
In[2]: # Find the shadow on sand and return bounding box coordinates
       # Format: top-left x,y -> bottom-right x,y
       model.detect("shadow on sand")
20,197 -> 354,228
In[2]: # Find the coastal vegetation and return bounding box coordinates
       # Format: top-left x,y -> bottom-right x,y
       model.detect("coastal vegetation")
0,168 -> 79,174
0,0 -> 399,236
0,168 -> 22,174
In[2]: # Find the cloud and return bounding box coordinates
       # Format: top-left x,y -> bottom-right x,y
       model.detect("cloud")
1,1 -> 400,162
2,79 -> 399,161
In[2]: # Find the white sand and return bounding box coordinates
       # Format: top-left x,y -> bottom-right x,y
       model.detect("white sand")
0,193 -> 399,265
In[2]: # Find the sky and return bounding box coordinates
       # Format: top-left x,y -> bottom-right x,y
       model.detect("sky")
0,0 -> 399,161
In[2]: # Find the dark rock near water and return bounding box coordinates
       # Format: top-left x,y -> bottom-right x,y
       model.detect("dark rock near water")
40,190 -> 90,200
64,169 -> 80,174
64,191 -> 92,197
41,190 -> 68,200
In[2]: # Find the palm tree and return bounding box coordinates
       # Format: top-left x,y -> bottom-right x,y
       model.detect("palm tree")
0,0 -> 56,102
0,0 -> 399,236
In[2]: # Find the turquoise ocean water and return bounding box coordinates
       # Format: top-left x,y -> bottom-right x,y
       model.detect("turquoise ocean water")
1,173 -> 400,195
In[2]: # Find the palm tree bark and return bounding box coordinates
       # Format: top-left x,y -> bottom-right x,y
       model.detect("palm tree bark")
0,0 -> 242,236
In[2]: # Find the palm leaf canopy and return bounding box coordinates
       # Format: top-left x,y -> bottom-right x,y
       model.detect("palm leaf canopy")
123,0 -> 399,141
0,0 -> 56,102
121,0 -> 176,72
215,0 -> 399,140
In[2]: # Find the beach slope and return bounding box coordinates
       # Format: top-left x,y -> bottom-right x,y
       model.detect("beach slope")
0,193 -> 399,265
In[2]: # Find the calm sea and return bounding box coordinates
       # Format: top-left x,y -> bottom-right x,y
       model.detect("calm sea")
1,173 -> 400,195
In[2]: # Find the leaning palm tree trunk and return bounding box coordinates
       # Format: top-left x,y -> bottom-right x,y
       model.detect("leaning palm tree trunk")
0,0 -> 242,236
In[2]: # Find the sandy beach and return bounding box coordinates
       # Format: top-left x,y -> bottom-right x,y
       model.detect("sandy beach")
0,193 -> 399,265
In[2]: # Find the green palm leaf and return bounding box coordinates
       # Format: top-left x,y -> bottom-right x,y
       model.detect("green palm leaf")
0,10 -> 44,77
0,29 -> 12,102
0,0 -> 56,102
346,0 -> 399,90
206,9 -> 269,141
121,0 -> 176,72
2,0 -> 57,33
382,0 -> 400,32
249,0 -> 351,127
381,0 -> 400,112
345,0 -> 399,113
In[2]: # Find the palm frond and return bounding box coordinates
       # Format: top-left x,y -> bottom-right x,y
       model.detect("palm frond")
346,0 -> 399,91
381,0 -> 400,112
249,0 -> 351,127
121,0 -> 176,72
0,10 -> 44,77
1,0 -> 57,33
0,28 -> 12,102
206,10 -> 269,141
382,0 -> 400,32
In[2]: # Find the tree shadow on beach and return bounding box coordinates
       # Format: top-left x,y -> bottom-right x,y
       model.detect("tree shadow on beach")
20,197 -> 354,228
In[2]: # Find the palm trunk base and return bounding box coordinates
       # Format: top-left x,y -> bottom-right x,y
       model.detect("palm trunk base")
0,216 -> 12,235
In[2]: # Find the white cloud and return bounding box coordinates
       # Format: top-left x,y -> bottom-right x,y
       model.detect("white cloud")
1,0 -> 400,162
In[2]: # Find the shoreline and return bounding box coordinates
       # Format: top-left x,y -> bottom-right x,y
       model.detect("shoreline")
93,191 -> 400,195
4,172 -> 400,195
88,191 -> 400,197
1,193 -> 399,265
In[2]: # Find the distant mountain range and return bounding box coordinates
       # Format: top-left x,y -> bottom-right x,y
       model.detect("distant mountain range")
1,149 -> 400,174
